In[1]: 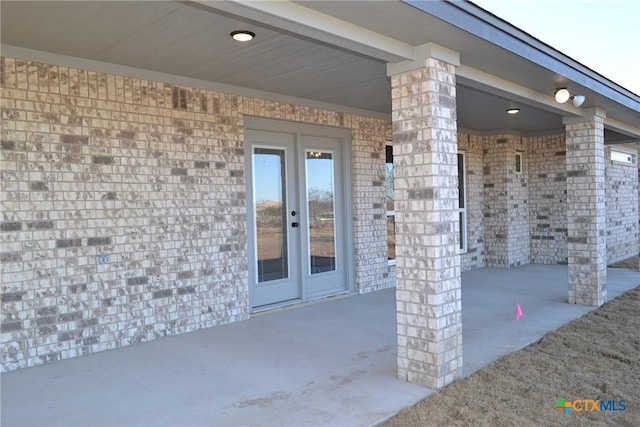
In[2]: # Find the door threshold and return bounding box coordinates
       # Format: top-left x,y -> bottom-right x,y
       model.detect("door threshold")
251,290 -> 356,316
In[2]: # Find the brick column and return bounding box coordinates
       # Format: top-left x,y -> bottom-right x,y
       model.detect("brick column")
564,108 -> 607,306
388,44 -> 462,389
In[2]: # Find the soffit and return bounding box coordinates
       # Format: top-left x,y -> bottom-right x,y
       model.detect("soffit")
297,0 -> 640,135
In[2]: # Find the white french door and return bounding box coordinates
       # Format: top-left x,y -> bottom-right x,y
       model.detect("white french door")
246,125 -> 349,309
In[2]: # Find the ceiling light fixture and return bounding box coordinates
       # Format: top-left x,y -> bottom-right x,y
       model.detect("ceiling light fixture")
230,30 -> 255,42
554,88 -> 585,107
506,108 -> 520,115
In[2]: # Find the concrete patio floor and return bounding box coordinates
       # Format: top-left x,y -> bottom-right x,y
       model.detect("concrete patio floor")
1,265 -> 638,427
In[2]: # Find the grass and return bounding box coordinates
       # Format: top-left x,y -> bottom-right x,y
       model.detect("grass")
384,284 -> 640,427
609,257 -> 639,270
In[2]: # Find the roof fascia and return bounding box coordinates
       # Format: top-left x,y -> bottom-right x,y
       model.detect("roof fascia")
404,0 -> 640,112
605,117 -> 640,139
190,0 -> 414,62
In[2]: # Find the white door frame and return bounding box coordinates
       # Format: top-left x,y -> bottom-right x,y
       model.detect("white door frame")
244,117 -> 355,310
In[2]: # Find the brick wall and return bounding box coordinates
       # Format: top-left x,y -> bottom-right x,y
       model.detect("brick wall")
3,57 -> 637,372
605,147 -> 639,264
528,134 -> 568,264
527,137 -> 639,266
482,136 -> 508,267
458,133 -> 485,271
1,62 -> 250,371
507,136 -> 530,267
482,134 -> 529,267
0,57 -> 390,371
352,121 -> 394,293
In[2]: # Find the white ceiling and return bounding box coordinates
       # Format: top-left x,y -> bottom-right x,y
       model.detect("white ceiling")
0,1 -> 636,139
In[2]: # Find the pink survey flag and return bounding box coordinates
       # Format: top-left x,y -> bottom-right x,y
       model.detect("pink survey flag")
516,303 -> 523,321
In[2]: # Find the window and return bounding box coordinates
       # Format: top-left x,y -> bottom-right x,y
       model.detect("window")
386,145 -> 395,264
515,152 -> 522,173
611,149 -> 634,164
386,147 -> 466,259
457,152 -> 467,253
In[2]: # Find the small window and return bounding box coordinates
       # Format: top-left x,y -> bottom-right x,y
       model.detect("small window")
515,153 -> 522,173
611,150 -> 634,164
386,144 -> 395,264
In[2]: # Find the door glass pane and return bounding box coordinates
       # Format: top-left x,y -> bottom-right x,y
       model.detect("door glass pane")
459,211 -> 466,251
253,148 -> 288,282
306,151 -> 336,274
457,153 -> 465,209
386,145 -> 394,211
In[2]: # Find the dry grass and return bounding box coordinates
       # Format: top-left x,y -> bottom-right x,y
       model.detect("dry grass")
609,257 -> 639,270
385,286 -> 640,427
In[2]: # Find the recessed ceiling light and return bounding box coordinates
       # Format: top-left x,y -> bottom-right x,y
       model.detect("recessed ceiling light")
231,31 -> 255,42
506,108 -> 520,115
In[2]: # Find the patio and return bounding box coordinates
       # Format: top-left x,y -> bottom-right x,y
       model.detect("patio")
1,264 -> 638,427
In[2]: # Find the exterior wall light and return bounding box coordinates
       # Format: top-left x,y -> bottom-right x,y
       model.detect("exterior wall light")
231,31 -> 255,42
555,88 -> 585,107
571,95 -> 585,107
506,108 -> 520,115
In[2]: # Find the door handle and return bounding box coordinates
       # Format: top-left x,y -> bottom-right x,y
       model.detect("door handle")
291,222 -> 299,228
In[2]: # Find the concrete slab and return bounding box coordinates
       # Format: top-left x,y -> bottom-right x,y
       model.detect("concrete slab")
461,265 -> 639,375
1,265 -> 638,426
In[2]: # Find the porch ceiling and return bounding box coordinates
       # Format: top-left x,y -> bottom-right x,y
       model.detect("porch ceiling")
1,1 -> 637,140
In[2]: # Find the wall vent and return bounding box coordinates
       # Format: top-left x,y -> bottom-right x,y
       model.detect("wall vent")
200,94 -> 208,112
172,86 -> 188,110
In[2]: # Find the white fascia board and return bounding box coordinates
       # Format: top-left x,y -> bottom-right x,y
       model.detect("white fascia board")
193,0 -> 414,62
457,64 -> 582,117
604,117 -> 640,139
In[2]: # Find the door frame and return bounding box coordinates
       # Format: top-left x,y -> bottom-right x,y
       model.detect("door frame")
244,117 -> 355,311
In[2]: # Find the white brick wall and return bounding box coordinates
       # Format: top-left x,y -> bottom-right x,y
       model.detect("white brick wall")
605,147 -> 639,264
528,134 -> 568,264
482,134 -> 529,267
458,133 -> 485,271
0,57 -> 391,371
2,56 -> 637,372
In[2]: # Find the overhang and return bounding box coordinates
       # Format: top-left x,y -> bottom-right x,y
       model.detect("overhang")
1,0 -> 638,140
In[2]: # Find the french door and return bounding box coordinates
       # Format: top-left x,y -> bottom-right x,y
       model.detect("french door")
246,125 -> 349,309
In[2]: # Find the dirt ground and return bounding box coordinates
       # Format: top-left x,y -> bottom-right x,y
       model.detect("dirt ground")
385,286 -> 640,427
609,256 -> 639,270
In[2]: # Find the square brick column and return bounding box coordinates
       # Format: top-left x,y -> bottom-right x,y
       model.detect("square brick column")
388,44 -> 462,389
564,108 -> 607,306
